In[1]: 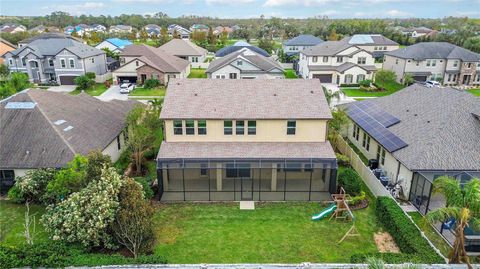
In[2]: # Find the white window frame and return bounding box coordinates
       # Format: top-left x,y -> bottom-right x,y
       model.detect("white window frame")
48,58 -> 54,67
8,58 -> 13,65
69,58 -> 75,68
60,58 -> 66,68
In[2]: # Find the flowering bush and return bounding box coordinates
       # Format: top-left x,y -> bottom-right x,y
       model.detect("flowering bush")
7,168 -> 56,203
42,166 -> 123,248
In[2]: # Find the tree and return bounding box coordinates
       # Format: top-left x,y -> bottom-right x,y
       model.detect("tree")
8,168 -> 57,204
156,27 -> 170,46
45,155 -> 88,202
375,69 -> 397,85
258,38 -> 275,54
74,75 -> 94,91
403,73 -> 414,85
426,177 -> 480,268
328,109 -> 349,147
23,201 -> 37,245
328,28 -> 338,41
207,27 -> 216,46
102,47 -> 119,60
85,151 -> 112,182
322,86 -> 340,106
0,64 -> 9,79
112,178 -> 155,258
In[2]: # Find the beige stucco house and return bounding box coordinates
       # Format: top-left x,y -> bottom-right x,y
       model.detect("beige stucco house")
159,39 -> 208,65
0,38 -> 16,65
0,89 -> 137,194
157,79 -> 337,201
383,42 -> 480,86
298,40 -> 377,84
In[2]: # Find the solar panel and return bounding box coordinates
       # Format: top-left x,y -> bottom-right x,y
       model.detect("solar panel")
348,103 -> 407,152
354,101 -> 400,127
5,102 -> 36,109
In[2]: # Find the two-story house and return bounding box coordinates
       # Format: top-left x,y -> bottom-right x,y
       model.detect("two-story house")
157,79 -> 337,201
167,24 -> 191,39
159,39 -> 208,65
283,34 -> 324,57
341,34 -> 399,60
298,40 -> 377,84
0,38 -> 16,65
3,35 -> 108,85
383,42 -> 480,86
109,25 -> 134,34
206,48 -> 284,79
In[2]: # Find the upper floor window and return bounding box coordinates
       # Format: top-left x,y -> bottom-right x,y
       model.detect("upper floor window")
374,46 -> 378,50
21,57 -> 26,66
120,57 -> 125,64
431,60 -> 436,67
116,135 -> 121,150
91,58 -> 95,63
198,120 -> 207,135
357,57 -> 366,65
173,120 -> 183,135
224,120 -> 233,135
323,56 -> 328,62
185,120 -> 195,135
383,46 -> 387,50
236,121 -> 244,135
426,60 -> 431,67
237,60 -> 242,66
69,59 -> 75,68
136,61 -> 139,66
395,59 -> 399,65
467,63 -> 472,68
336,56 -> 343,63
60,59 -> 66,68
48,58 -> 54,67
312,56 -> 318,63
229,73 -> 237,79
247,120 -> 256,135
287,120 -> 296,135
8,59 -> 13,65
453,60 -> 459,67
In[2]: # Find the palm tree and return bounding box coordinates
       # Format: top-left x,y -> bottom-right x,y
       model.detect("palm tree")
426,176 -> 480,268
322,86 -> 340,106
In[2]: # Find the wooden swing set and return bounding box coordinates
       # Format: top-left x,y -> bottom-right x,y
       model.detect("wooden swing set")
329,187 -> 360,244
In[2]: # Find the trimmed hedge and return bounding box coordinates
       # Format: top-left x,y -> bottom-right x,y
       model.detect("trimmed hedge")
350,197 -> 444,264
0,242 -> 166,268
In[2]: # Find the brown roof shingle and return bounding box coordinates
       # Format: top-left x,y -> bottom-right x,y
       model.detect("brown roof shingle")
121,44 -> 189,73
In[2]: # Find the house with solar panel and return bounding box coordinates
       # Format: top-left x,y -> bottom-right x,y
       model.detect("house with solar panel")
95,38 -> 133,53
157,79 -> 337,201
342,84 -> 480,216
341,34 -> 399,61
0,89 -> 137,194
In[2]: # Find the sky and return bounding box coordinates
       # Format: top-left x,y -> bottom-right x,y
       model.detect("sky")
0,0 -> 479,19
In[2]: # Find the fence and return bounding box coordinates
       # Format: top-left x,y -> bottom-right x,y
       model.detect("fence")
280,63 -> 293,69
334,135 -> 391,197
191,62 -> 210,69
95,72 -> 112,83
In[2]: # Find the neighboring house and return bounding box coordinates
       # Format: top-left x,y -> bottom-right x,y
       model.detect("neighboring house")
0,23 -> 26,33
158,39 -> 207,64
144,24 -> 161,37
157,79 -> 337,201
64,25 -> 75,35
0,89 -> 137,193
167,24 -> 191,39
28,25 -> 47,34
90,24 -> 107,33
0,38 -> 16,65
341,34 -> 399,60
18,32 -> 82,47
383,42 -> 480,85
395,26 -> 436,38
283,34 -> 324,57
3,34 -> 108,85
342,85 -> 480,216
190,24 -> 209,32
207,48 -> 284,79
113,44 -> 190,85
213,26 -> 233,37
215,41 -> 270,57
298,40 -> 377,84
109,25 -> 133,33
95,38 -> 133,53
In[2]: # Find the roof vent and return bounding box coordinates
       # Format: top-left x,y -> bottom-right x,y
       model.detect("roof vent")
194,93 -> 198,96
63,126 -> 73,131
414,114 -> 418,117
310,90 -> 314,94
54,119 -> 66,125
427,120 -> 431,123
406,109 -> 409,112
273,93 -> 277,96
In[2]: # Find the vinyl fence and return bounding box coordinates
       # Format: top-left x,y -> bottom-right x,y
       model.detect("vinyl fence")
334,135 -> 391,197
95,72 -> 112,83
191,62 -> 210,69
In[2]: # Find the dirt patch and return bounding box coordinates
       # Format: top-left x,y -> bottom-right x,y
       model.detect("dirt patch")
374,232 -> 400,253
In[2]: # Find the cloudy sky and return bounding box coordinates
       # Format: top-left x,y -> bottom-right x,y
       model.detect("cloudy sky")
1,0 -> 479,18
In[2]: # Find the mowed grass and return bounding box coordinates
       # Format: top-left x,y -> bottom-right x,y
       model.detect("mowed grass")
0,200 -> 49,246
341,82 -> 405,97
408,212 -> 452,257
154,202 -> 380,263
129,86 -> 166,96
468,88 -> 480,96
284,69 -> 298,79
70,83 -> 108,96
188,68 -> 207,78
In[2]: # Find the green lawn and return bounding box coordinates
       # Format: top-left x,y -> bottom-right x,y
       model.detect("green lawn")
70,84 -> 108,96
341,82 -> 405,97
188,68 -> 207,78
129,87 -> 166,96
154,202 -> 380,263
408,212 -> 451,257
467,88 -> 480,96
284,69 -> 298,79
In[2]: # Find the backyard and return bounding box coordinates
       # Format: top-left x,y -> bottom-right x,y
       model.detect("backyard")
341,82 -> 405,98
70,83 -> 108,96
408,212 -> 452,257
284,69 -> 298,79
188,68 -> 207,78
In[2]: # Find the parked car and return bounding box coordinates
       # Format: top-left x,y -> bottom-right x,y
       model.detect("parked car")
119,83 -> 135,93
425,80 -> 441,88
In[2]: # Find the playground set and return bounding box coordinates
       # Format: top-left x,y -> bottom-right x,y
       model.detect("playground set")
311,187 -> 359,243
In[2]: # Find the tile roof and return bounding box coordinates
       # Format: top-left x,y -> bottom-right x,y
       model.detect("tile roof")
157,141 -> 336,160
0,38 -> 16,49
385,42 -> 480,62
344,84 -> 480,171
121,44 -> 190,73
159,39 -> 207,57
206,48 -> 283,74
284,34 -> 324,46
160,78 -> 332,120
0,89 -> 137,169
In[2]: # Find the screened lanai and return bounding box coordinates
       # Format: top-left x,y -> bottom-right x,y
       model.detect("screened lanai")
156,142 -> 337,201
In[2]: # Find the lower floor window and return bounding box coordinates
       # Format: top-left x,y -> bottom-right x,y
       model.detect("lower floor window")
226,163 -> 251,178
0,170 -> 14,181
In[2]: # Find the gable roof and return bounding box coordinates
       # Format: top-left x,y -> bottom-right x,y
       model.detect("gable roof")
0,38 -> 16,49
301,40 -> 358,56
284,34 -> 324,46
0,89 -> 137,169
161,79 -> 332,120
9,37 -> 104,58
19,32 -> 82,45
159,39 -> 207,57
385,42 -> 480,62
215,41 -> 270,57
105,38 -> 132,49
206,48 -> 283,74
121,44 -> 189,73
344,85 -> 480,171
343,34 -> 398,46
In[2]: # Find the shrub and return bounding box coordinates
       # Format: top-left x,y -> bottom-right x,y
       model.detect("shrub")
337,168 -> 362,196
351,197 -> 444,264
339,83 -> 360,87
349,191 -> 366,206
358,79 -> 372,87
42,166 -> 124,249
45,155 -> 88,203
375,70 -> 397,85
74,75 -> 94,91
7,186 -> 24,203
335,153 -> 350,166
135,177 -> 155,199
143,79 -> 160,89
85,72 -> 96,80
85,151 -> 112,182
9,168 -> 56,204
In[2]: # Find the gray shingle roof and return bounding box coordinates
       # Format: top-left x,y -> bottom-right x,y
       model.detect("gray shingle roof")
121,44 -> 190,73
385,42 -> 480,62
9,37 -> 104,58
0,89 -> 137,169
284,35 -> 324,46
302,40 -> 357,56
160,78 -> 332,120
159,39 -> 207,57
308,62 -> 376,73
206,48 -> 283,74
157,141 -> 336,160
345,85 -> 480,171
215,41 -> 270,57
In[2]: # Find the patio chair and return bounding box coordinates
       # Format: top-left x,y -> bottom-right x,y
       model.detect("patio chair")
440,217 -> 456,234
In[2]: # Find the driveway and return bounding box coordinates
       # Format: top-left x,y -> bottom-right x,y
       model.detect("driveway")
96,85 -> 128,101
47,85 -> 76,92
